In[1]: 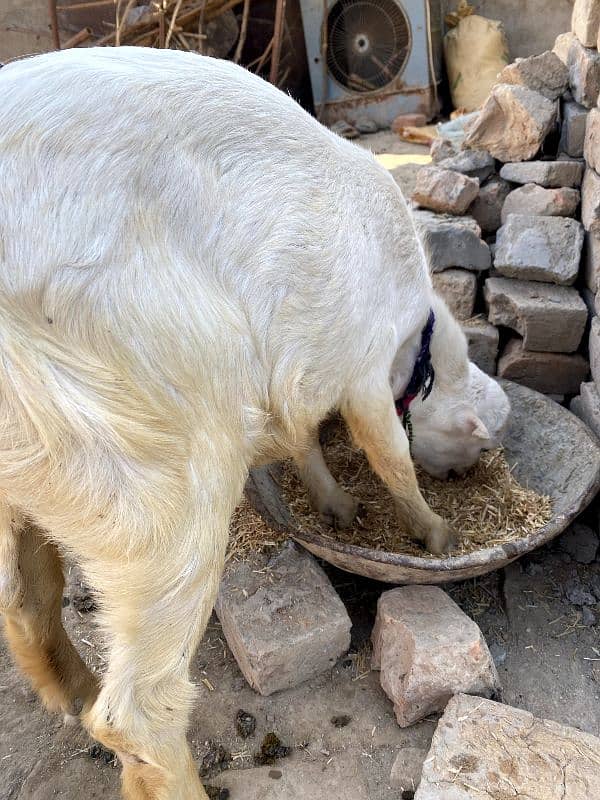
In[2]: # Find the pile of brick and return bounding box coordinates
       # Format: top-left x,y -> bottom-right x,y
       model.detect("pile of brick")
411,1 -> 600,416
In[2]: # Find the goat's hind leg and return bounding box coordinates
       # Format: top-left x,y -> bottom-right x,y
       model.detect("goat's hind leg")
1,513 -> 98,719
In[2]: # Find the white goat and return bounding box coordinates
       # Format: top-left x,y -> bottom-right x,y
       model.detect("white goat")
0,47 -> 503,800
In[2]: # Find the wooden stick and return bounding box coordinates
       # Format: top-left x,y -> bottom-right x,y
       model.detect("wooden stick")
269,0 -> 285,84
233,0 -> 250,63
197,0 -> 207,54
158,1 -> 166,47
48,0 -> 61,49
116,0 -> 137,46
63,26 -> 93,47
248,35 -> 272,71
165,0 -> 185,47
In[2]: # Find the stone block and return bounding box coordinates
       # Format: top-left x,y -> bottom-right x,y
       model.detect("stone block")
469,176 -> 512,235
430,138 -> 456,163
571,381 -> 600,438
572,0 -> 600,47
501,184 -> 580,223
485,277 -> 587,353
554,31 -> 577,64
436,149 -> 495,183
559,99 -> 588,157
414,694 -> 600,800
581,165 -> 600,231
464,84 -> 557,162
499,160 -> 584,187
412,167 -> 479,215
584,107 -> 600,173
215,543 -> 351,696
497,51 -> 568,100
497,338 -> 589,394
431,269 -> 477,321
371,586 -> 499,728
413,210 -> 491,272
567,36 -> 600,107
583,229 -> 600,290
589,315 -> 600,387
390,747 -> 428,794
461,316 -> 499,375
494,214 -> 583,285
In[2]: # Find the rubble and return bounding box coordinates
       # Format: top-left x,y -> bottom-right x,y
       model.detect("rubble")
436,149 -> 495,182
559,99 -> 588,157
589,314 -> 600,385
215,544 -> 351,696
469,176 -> 512,234
371,586 -> 499,728
431,269 -> 477,320
571,0 -> 600,48
464,84 -> 557,162
484,277 -> 587,352
429,138 -> 456,163
581,165 -> 600,230
499,159 -> 584,187
413,210 -> 491,271
501,183 -> 580,221
497,338 -> 589,394
583,228 -> 600,289
494,214 -> 584,285
461,316 -> 499,374
414,693 -> 600,800
567,36 -> 600,107
497,50 -> 569,100
585,108 -> 600,176
571,381 -> 600,437
412,167 -> 479,215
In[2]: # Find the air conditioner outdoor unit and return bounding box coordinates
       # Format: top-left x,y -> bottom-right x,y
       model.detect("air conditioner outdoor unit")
299,0 -> 442,128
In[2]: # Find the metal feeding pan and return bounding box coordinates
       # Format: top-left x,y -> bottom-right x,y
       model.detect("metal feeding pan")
245,381 -> 600,584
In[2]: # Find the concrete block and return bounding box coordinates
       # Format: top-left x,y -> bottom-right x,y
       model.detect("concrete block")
589,315 -> 600,387
413,210 -> 491,272
559,99 -> 588,157
469,176 -> 512,235
436,150 -> 495,183
572,0 -> 600,46
501,184 -> 580,222
494,214 -> 584,285
412,167 -> 479,215
371,586 -> 499,728
499,160 -> 584,187
414,694 -> 600,800
581,166 -> 600,231
567,36 -> 600,107
498,338 -> 589,394
215,543 -> 351,696
484,277 -> 588,352
464,84 -> 557,162
431,269 -> 477,321
461,316 -> 499,375
497,51 -> 568,100
571,381 -> 600,438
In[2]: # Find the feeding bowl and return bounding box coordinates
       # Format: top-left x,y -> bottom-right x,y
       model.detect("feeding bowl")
245,381 -> 600,584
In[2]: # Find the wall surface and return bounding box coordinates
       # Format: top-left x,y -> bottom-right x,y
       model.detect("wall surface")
0,0 -> 54,62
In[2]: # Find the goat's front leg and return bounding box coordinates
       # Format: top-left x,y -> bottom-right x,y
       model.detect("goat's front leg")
294,433 -> 359,529
342,386 -> 452,554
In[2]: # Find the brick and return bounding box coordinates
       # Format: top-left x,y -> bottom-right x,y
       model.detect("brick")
499,160 -> 584,188
571,382 -> 600,438
431,269 -> 477,320
497,338 -> 589,394
215,543 -> 351,696
390,747 -> 428,793
412,167 -> 479,215
391,112 -> 427,133
464,84 -> 557,162
559,99 -> 588,157
501,184 -> 580,223
461,316 -> 499,374
469,176 -> 512,235
494,214 -> 583,285
553,31 -> 577,64
572,0 -> 600,47
584,107 -> 600,172
583,229 -> 600,289
371,586 -> 499,728
567,36 -> 600,107
413,210 -> 491,271
436,149 -> 495,183
497,51 -> 568,100
430,137 -> 456,163
484,277 -> 587,353
590,315 -> 600,387
581,166 -> 600,231
414,694 -> 600,800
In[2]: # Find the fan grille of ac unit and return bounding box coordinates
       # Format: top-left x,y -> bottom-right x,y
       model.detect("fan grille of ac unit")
326,0 -> 411,93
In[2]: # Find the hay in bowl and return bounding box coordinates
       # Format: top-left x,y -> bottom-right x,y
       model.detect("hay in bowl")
276,421 -> 552,558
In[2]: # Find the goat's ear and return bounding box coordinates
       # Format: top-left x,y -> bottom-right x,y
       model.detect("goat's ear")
463,412 -> 490,440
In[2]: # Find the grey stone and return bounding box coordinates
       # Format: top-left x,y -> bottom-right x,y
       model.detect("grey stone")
581,286 -> 598,317
372,586 -> 499,728
554,31 -> 577,64
497,338 -> 589,394
484,277 -> 587,353
461,316 -> 499,375
572,0 -> 600,47
581,166 -> 600,231
413,210 -> 491,272
436,149 -> 495,183
581,606 -> 597,626
584,107 -> 600,175
390,747 -> 427,793
501,184 -> 580,223
559,100 -> 588,158
567,36 -> 600,107
469,176 -> 512,235
489,642 -> 507,667
354,116 -> 378,134
494,214 -> 584,285
412,167 -> 479,215
499,160 -> 584,188
591,572 -> 600,599
497,51 -> 568,100
215,543 -> 351,696
583,229 -> 600,290
430,137 -> 457,163
565,578 -> 597,605
464,84 -> 557,163
414,694 -> 600,800
431,269 -> 477,321
571,381 -> 600,438
590,315 -> 600,388
558,523 -> 599,563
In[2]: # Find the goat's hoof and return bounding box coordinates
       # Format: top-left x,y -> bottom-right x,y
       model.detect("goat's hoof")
318,490 -> 359,530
